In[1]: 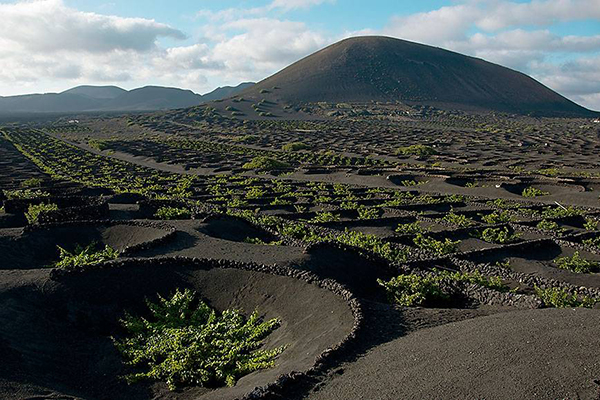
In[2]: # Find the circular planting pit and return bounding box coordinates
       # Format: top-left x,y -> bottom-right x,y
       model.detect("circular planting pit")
444,177 -> 507,189
197,215 -> 278,243
0,221 -> 173,269
501,182 -> 584,197
299,242 -> 396,301
0,258 -> 357,399
387,174 -> 431,186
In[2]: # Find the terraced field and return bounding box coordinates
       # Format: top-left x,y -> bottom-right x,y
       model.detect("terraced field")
1,109 -> 600,399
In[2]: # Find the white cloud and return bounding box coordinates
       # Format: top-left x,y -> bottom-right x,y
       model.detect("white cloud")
214,18 -> 327,65
382,0 -> 600,110
158,44 -> 224,71
0,0 -> 332,96
386,5 -> 480,43
442,29 -> 600,70
476,0 -> 600,31
0,0 -> 206,95
0,0 -> 185,53
535,56 -> 600,110
385,0 -> 600,46
196,0 -> 334,22
532,57 -> 600,96
268,0 -> 335,11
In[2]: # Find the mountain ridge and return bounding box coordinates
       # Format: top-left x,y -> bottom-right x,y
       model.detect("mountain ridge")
0,82 -> 254,113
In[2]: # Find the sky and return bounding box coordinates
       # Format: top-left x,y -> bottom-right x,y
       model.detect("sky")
0,0 -> 599,110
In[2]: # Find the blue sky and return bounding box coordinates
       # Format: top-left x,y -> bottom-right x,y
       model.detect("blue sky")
1,0 -> 600,109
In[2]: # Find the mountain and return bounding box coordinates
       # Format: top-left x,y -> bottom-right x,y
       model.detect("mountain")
61,85 -> 127,99
0,93 -> 103,113
240,36 -> 595,117
104,86 -> 203,111
201,82 -> 254,102
0,83 -> 252,114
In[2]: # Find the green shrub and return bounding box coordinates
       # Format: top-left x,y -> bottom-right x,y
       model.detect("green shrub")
443,212 -> 474,227
281,142 -> 310,152
20,177 -> 43,188
534,286 -> 598,308
54,243 -> 119,268
333,183 -> 350,195
583,236 -> 600,248
341,200 -> 359,210
244,237 -> 283,246
413,234 -> 460,255
522,187 -> 549,198
88,139 -> 110,151
293,205 -> 307,213
227,198 -> 248,208
336,229 -> 409,263
584,218 -> 599,231
400,180 -> 422,187
415,194 -> 441,204
481,210 -> 512,224
382,198 -> 405,207
240,215 -> 410,263
478,227 -> 520,244
154,206 -> 192,220
309,211 -> 340,223
280,223 -> 317,241
25,202 -> 58,224
378,274 -> 448,306
5,188 -> 50,199
396,145 -> 437,156
270,197 -> 292,206
536,219 -> 563,233
313,195 -> 332,204
378,270 -> 505,307
445,194 -> 465,203
357,206 -> 380,220
486,198 -> 520,209
554,252 -> 600,273
113,289 -> 284,390
395,221 -> 426,235
242,157 -> 290,171
540,206 -> 582,218
245,187 -> 266,199
536,168 -> 560,177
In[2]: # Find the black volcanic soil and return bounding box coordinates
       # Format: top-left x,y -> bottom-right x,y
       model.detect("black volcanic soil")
308,308 -> 600,400
0,261 -> 354,400
0,222 -> 170,269
133,219 -> 308,266
197,215 -> 277,243
2,91 -> 600,400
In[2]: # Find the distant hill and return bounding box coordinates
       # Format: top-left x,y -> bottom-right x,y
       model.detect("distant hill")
0,83 -> 253,114
202,82 -> 254,102
103,86 -> 203,111
0,93 -> 103,114
61,86 -> 127,99
240,36 -> 596,117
